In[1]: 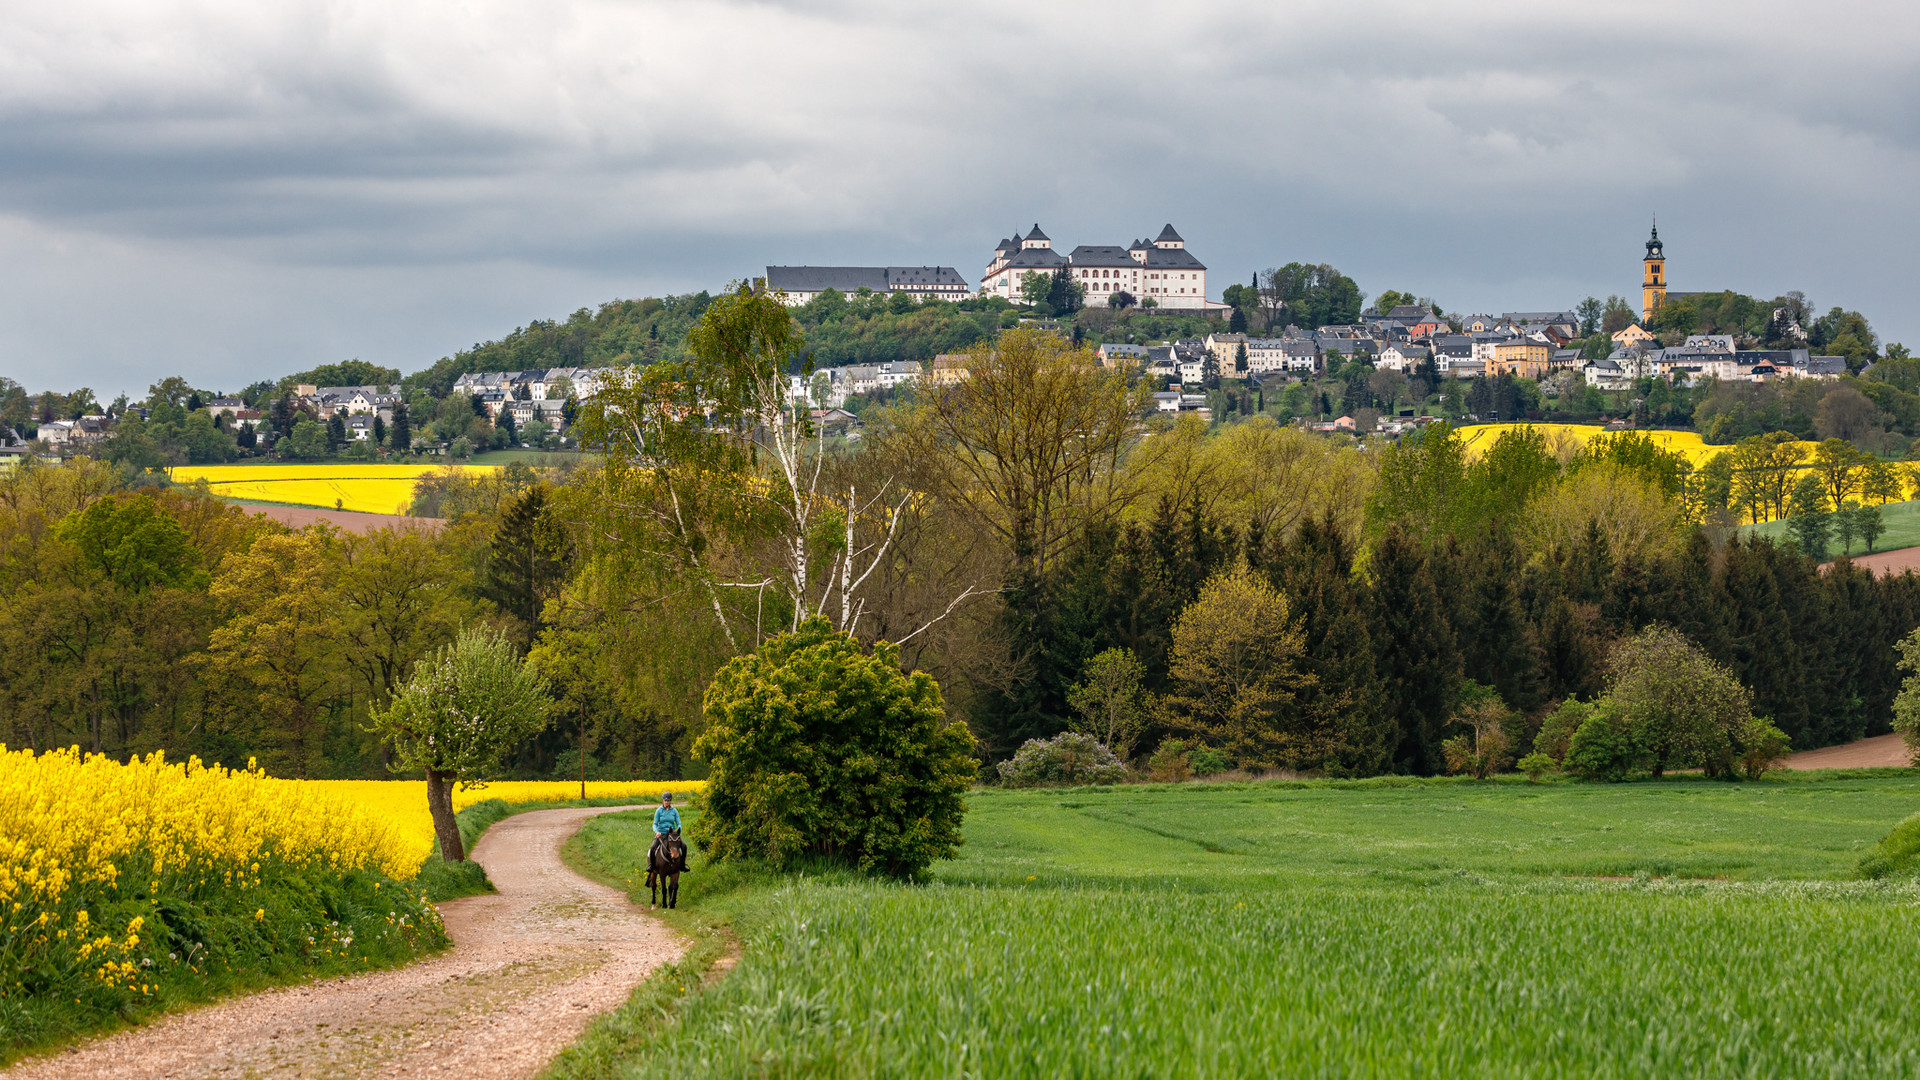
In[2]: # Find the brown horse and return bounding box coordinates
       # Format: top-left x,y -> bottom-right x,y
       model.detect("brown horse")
646,828 -> 685,910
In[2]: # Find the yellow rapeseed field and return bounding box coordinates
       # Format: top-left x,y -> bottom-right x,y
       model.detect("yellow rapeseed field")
312,779 -> 706,864
0,747 -> 424,997
1453,423 -> 1815,469
168,464 -> 501,516
0,748 -> 695,1004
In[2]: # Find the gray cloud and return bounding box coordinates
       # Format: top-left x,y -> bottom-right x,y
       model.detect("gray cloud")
0,0 -> 1915,395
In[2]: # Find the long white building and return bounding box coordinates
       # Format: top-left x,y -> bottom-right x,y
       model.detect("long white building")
978,224 -> 1212,310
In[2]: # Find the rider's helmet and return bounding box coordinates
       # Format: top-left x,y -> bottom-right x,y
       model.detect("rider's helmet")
662,791 -> 674,803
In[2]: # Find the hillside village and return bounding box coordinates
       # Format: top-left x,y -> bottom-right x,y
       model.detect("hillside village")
0,222 -> 1892,465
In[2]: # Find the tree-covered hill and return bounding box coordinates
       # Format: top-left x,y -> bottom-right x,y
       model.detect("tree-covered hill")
405,294 -> 715,396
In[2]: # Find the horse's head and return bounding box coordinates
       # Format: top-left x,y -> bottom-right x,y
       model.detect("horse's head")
666,828 -> 685,857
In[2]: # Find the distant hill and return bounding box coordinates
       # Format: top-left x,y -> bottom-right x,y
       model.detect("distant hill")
405,294 -> 715,396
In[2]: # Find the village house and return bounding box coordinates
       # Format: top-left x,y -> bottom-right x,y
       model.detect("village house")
1489,338 -> 1552,379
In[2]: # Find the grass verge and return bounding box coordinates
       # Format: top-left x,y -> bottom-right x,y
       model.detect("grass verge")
547,772 -> 1920,1078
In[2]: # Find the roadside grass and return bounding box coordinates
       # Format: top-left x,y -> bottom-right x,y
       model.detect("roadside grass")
1743,497 -> 1920,555
558,773 -> 1920,1078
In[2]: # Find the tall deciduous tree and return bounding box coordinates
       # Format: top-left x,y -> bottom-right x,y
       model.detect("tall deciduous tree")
1065,647 -> 1148,758
204,530 -> 344,776
886,327 -> 1148,579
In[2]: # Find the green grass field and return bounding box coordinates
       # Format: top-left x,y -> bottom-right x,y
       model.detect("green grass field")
1744,497 -> 1920,555
558,775 -> 1920,1078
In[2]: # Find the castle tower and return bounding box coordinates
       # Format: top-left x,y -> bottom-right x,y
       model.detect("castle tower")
1641,219 -> 1666,323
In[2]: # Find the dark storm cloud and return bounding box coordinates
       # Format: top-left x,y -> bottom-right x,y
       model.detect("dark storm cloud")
0,0 -> 1914,394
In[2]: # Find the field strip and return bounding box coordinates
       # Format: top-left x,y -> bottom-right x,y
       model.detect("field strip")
6,807 -> 683,1080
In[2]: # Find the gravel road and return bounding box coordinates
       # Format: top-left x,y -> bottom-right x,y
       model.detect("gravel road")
7,806 -> 679,1080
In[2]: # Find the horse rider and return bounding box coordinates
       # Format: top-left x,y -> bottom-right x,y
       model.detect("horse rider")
650,791 -> 686,872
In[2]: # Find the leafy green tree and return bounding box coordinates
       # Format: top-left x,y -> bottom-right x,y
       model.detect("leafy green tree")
1600,295 -> 1636,335
1563,709 -> 1642,781
1888,626 -> 1920,765
692,618 -> 977,876
1576,296 -> 1603,336
1019,270 -> 1051,309
1605,625 -> 1759,777
279,415 -> 328,460
372,628 -> 553,861
1065,647 -> 1148,758
1156,566 -> 1318,769
1856,503 -> 1886,552
1786,474 -> 1831,559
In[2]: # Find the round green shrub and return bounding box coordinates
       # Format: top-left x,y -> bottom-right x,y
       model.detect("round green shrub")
692,618 -> 978,878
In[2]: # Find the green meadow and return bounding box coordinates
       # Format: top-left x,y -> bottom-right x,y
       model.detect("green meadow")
557,774 -> 1920,1078
1743,496 -> 1920,555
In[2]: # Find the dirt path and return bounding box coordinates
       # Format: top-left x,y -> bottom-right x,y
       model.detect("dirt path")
1783,732 -> 1911,770
7,806 -> 678,1080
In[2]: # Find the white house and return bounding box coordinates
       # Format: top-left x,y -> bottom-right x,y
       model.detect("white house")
765,266 -> 971,306
982,223 -> 1211,310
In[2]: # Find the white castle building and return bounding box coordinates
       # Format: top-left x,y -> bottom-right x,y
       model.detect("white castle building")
978,224 -> 1213,310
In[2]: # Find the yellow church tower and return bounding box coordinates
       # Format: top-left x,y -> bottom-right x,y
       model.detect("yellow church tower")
1641,219 -> 1666,323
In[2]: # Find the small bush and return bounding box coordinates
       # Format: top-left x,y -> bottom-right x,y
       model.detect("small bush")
1534,699 -> 1596,764
1564,712 -> 1643,782
1734,716 -> 1792,780
1516,753 -> 1556,783
1147,739 -> 1192,782
1189,747 -> 1232,776
997,732 -> 1131,788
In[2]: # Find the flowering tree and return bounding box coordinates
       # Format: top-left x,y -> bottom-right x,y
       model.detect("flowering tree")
371,628 -> 551,861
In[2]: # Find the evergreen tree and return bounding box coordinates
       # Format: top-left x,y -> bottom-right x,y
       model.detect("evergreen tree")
1362,527 -> 1458,773
390,402 -> 412,452
325,412 -> 346,452
478,485 -> 571,647
1448,525 -> 1543,711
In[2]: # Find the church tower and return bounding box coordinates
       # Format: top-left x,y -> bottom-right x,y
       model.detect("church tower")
1641,219 -> 1666,323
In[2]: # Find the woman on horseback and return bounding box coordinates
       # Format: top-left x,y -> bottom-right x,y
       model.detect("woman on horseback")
649,791 -> 685,872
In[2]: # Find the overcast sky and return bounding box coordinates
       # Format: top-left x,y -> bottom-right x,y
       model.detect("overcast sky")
2,0 -> 1916,397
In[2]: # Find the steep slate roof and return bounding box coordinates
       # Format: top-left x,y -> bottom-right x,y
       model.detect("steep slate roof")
1025,223 -> 1050,242
1143,247 -> 1206,270
1155,224 -> 1184,243
766,266 -> 889,294
1000,247 -> 1067,270
1067,245 -> 1138,268
1502,311 -> 1578,328
886,266 -> 969,288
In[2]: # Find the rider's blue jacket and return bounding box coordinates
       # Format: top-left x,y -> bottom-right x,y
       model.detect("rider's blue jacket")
653,805 -> 682,835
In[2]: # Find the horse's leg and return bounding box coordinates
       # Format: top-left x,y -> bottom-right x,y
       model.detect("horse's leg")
668,873 -> 678,909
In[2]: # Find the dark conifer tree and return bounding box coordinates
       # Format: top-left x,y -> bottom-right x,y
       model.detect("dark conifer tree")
1267,513 -> 1390,774
1363,527 -> 1459,773
479,484 -> 570,647
1452,525 -> 1544,711
390,403 -> 411,453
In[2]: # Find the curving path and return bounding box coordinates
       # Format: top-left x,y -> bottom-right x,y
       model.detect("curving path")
7,806 -> 679,1080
